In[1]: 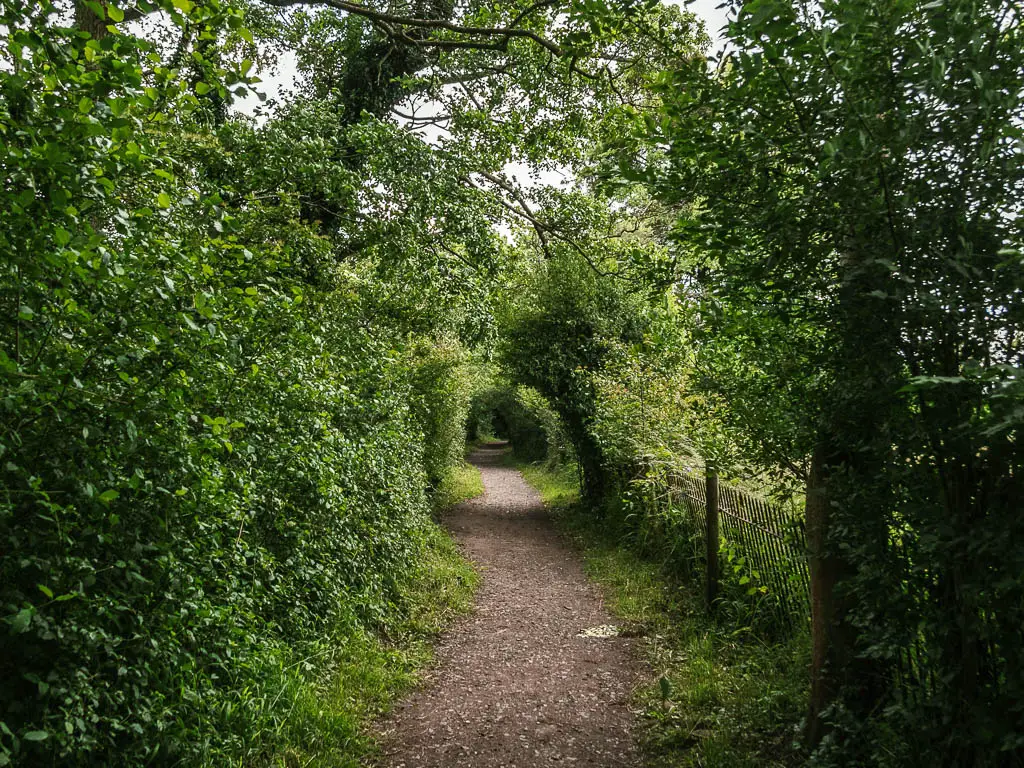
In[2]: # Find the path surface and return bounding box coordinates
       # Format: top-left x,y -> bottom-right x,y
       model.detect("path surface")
378,445 -> 642,768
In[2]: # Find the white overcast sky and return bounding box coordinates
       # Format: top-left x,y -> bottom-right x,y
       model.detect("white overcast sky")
235,0 -> 733,117
685,0 -> 732,49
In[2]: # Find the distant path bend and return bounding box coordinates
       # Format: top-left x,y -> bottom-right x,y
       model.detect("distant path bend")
378,444 -> 643,768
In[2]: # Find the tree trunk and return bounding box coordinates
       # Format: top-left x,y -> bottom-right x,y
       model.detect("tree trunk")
805,441 -> 838,747
805,236 -> 903,748
75,0 -> 110,40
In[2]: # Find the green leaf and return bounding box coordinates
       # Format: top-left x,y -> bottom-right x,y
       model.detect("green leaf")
658,675 -> 673,700
106,4 -> 124,21
37,585 -> 53,600
98,489 -> 119,503
10,608 -> 33,634
157,192 -> 171,209
22,731 -> 48,742
78,97 -> 94,114
195,81 -> 211,95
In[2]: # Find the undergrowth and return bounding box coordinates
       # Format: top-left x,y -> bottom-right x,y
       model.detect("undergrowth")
269,467 -> 482,767
512,456 -> 808,768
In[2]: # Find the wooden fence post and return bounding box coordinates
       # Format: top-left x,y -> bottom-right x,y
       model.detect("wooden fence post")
705,468 -> 719,608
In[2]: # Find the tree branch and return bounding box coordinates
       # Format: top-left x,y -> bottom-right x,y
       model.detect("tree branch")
466,172 -> 555,258
435,64 -> 511,86
470,171 -> 615,277
262,0 -> 564,56
391,107 -> 451,126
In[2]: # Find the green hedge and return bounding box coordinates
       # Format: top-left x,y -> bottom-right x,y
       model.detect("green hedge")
0,17 -> 476,765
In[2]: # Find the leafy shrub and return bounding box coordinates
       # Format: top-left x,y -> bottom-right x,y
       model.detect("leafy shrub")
406,340 -> 477,491
0,12 -> 478,766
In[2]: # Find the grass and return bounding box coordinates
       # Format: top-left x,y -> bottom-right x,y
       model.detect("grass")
467,434 -> 508,450
509,456 -> 809,768
514,457 -> 579,508
432,460 -> 487,511
266,467 -> 483,767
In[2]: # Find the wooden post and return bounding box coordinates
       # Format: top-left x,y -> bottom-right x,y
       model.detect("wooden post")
705,468 -> 719,608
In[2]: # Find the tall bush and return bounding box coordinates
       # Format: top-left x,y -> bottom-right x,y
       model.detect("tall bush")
0,8 -> 478,764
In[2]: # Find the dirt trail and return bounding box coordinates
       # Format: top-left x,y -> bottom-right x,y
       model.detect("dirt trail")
377,444 -> 643,767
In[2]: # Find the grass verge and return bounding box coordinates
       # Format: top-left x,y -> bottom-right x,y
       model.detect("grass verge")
432,461 -> 486,511
510,456 -> 808,768
268,468 -> 483,767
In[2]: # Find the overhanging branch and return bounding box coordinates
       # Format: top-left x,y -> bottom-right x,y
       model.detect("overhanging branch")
262,0 -> 564,56
469,171 -> 616,277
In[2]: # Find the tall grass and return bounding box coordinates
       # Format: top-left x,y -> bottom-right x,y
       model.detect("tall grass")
432,461 -> 487,512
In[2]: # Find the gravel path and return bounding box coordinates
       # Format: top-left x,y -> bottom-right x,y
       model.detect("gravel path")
377,444 -> 643,768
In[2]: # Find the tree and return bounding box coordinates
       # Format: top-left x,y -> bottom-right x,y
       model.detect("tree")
644,0 -> 1024,760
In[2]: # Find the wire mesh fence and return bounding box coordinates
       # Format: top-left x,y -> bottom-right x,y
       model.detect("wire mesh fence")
661,468 -> 811,628
638,464 -> 1008,706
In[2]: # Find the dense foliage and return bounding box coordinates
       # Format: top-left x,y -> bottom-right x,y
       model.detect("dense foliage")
0,4 -> 486,764
3,0 -> 1022,765
490,2 -> 1024,765
0,0 -> 704,762
647,1 -> 1024,762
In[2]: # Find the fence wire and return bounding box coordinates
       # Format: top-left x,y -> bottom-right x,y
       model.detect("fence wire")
663,469 -> 811,627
